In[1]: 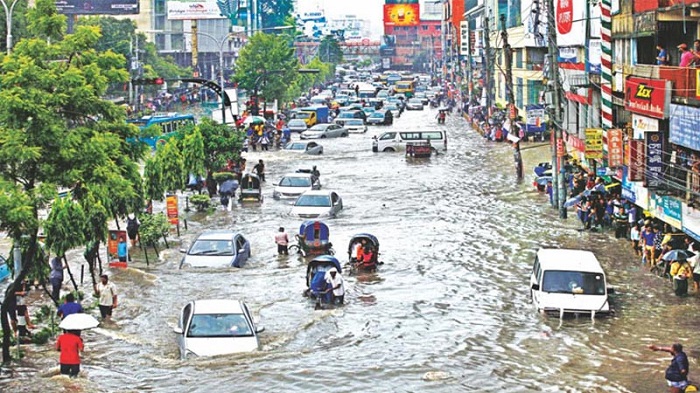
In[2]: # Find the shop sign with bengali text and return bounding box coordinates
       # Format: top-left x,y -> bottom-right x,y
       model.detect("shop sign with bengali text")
669,103 -> 700,151
166,194 -> 179,225
107,230 -> 128,268
650,194 -> 682,229
624,76 -> 671,119
628,140 -> 645,181
584,128 -> 604,159
644,131 -> 663,189
607,129 -> 624,167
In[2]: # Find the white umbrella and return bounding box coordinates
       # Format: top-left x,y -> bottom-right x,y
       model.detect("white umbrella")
59,313 -> 99,330
242,116 -> 266,125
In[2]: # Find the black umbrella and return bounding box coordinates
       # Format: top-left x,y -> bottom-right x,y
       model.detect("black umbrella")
219,179 -> 238,195
661,249 -> 695,262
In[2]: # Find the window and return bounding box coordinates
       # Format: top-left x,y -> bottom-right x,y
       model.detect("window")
380,132 -> 396,140
515,49 -> 523,69
541,271 -> 606,295
187,314 -> 253,338
422,132 -> 443,140
154,0 -> 165,14
236,236 -> 246,250
400,132 -> 421,140
181,304 -> 192,330
516,77 -> 523,109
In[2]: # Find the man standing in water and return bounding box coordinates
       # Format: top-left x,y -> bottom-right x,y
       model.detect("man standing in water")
56,330 -> 83,378
94,274 -> 118,322
324,267 -> 345,305
648,343 -> 689,393
274,227 -> 289,255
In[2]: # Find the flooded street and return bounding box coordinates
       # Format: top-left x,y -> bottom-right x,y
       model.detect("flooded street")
4,108 -> 699,393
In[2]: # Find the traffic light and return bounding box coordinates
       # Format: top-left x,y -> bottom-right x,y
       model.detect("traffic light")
133,78 -> 165,85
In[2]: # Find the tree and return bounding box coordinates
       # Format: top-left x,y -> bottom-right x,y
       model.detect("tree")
0,0 -> 140,362
319,35 -> 343,64
233,32 -> 298,107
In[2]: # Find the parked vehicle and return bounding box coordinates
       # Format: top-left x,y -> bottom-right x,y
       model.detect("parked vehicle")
283,141 -> 323,155
337,109 -> 367,122
405,98 -> 424,110
348,233 -> 380,272
303,255 -> 343,304
335,118 -> 367,133
173,299 -> 264,358
530,248 -> 612,318
290,190 -> 343,219
366,109 -> 394,126
301,123 -> 349,139
372,130 -> 447,153
239,173 -> 263,203
289,220 -> 335,257
287,118 -> 308,133
273,173 -> 321,199
179,231 -> 251,268
296,106 -> 329,126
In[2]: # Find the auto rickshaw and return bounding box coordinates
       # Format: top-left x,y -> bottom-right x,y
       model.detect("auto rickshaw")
239,173 -> 263,203
289,221 -> 334,257
437,107 -> 449,124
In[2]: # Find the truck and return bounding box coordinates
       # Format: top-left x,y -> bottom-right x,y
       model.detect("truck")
297,106 -> 329,126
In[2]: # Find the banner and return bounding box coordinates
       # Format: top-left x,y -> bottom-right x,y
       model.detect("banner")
167,0 -> 227,20
624,76 -> 671,119
166,194 -> 179,225
556,0 -> 586,46
525,104 -> 546,132
107,230 -> 128,268
650,194 -> 682,229
607,129 -> 623,167
584,128 -> 603,159
669,103 -> 700,151
632,113 -> 659,140
383,4 -> 420,26
55,0 -> 138,15
644,131 -> 663,189
628,140 -> 645,181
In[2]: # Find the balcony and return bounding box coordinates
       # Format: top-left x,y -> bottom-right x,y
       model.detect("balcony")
631,64 -> 697,102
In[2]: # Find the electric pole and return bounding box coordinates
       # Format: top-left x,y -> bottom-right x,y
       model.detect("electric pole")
501,14 -> 523,182
547,0 -> 567,218
483,14 -> 492,112
466,21 -> 473,104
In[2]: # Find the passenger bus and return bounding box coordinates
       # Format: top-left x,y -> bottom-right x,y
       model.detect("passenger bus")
127,113 -> 196,149
394,80 -> 416,98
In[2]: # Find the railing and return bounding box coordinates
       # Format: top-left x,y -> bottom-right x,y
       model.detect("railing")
631,64 -> 697,101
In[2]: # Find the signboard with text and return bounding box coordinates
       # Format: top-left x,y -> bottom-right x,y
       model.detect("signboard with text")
584,128 -> 604,159
644,132 -> 663,189
555,0 -> 586,46
107,230 -> 128,268
167,0 -> 226,20
607,129 -> 624,167
650,194 -> 682,229
628,140 -> 645,181
669,103 -> 700,151
624,76 -> 671,119
166,194 -> 179,225
55,0 -> 138,15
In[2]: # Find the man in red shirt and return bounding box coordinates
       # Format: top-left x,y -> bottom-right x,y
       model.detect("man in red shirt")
56,330 -> 84,378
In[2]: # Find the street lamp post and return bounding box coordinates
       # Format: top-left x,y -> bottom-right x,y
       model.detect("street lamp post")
1,0 -> 20,55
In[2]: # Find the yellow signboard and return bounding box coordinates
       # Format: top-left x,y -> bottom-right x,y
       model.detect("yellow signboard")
584,128 -> 604,160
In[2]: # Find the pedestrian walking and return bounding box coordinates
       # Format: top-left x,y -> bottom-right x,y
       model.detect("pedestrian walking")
94,274 -> 118,322
253,159 -> 266,182
260,134 -> 270,151
57,293 -> 83,319
49,256 -> 65,301
56,330 -> 83,378
275,227 -> 289,255
11,279 -> 35,338
126,214 -> 140,247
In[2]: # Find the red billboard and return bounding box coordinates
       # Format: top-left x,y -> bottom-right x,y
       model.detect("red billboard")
624,76 -> 671,119
607,129 -> 624,167
383,4 -> 420,26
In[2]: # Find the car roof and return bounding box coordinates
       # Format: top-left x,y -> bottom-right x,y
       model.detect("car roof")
301,190 -> 334,196
192,299 -> 245,315
196,230 -> 239,240
536,248 -> 604,273
281,172 -> 312,179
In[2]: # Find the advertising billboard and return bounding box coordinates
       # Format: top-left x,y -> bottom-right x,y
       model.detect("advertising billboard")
385,0 -> 418,3
383,4 -> 420,26
55,0 -> 138,15
167,0 -> 227,20
555,0 -> 586,46
380,35 -> 396,56
624,76 -> 672,119
644,131 -> 663,189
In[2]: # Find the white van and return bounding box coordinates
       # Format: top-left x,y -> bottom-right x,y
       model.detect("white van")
372,130 -> 447,153
530,249 -> 611,318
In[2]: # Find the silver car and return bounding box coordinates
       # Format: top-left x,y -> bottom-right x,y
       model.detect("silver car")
300,123 -> 349,139
287,118 -> 308,133
283,141 -> 323,155
406,98 -> 424,110
336,118 -> 367,133
290,190 -> 343,219
179,231 -> 251,268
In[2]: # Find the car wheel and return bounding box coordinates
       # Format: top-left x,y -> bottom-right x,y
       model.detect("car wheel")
383,147 -> 395,152
321,135 -> 327,138
342,133 -> 349,137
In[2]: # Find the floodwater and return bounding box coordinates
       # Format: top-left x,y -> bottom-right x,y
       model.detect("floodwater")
1,108 -> 698,393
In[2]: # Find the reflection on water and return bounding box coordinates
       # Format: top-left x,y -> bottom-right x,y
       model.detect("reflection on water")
1,110 -> 693,393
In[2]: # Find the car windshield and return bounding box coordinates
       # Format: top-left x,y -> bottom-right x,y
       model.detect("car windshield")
386,105 -> 398,110
409,99 -> 421,104
541,270 -> 606,295
295,194 -> 331,207
280,177 -> 312,187
187,314 -> 253,338
345,119 -> 363,125
338,112 -> 355,118
289,120 -> 306,126
370,112 -> 384,118
188,239 -> 234,256
286,143 -> 306,151
309,125 -> 328,131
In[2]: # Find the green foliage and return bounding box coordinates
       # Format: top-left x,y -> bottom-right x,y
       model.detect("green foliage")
319,35 -> 343,64
31,327 -> 53,345
194,118 -> 243,173
44,197 -> 86,257
181,126 -> 206,177
213,172 -> 236,183
189,194 -> 211,212
260,0 -> 295,29
143,155 -> 164,202
234,32 -> 299,106
139,213 -> 170,246
157,139 -> 185,193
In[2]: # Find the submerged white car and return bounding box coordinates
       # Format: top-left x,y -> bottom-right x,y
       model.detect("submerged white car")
273,173 -> 321,199
174,299 -> 264,359
336,118 -> 367,133
290,190 -> 343,219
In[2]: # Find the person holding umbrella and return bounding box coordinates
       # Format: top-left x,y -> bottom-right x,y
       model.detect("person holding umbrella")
670,256 -> 693,296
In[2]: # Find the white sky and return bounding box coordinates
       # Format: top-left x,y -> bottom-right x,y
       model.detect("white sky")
296,0 -> 385,38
